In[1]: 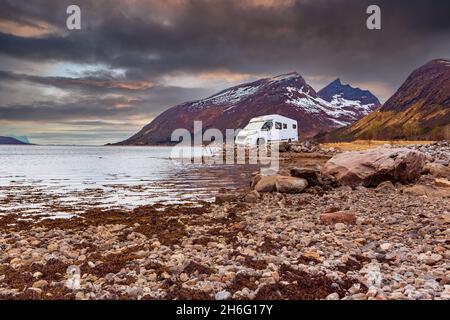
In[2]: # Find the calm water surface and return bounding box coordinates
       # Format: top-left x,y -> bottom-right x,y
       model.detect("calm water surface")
0,145 -> 256,219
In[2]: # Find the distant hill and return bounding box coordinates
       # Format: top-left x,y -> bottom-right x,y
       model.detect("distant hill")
11,136 -> 30,144
319,59 -> 450,141
0,136 -> 30,145
115,73 -> 379,145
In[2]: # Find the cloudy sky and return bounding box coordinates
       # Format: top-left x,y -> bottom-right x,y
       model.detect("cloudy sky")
0,0 -> 449,145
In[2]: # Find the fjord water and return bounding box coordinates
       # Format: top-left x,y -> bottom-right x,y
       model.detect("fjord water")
0,145 -> 178,186
0,145 -> 255,218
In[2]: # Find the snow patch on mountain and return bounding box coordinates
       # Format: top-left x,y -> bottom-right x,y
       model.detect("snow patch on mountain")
269,72 -> 302,83
285,87 -> 351,122
328,94 -> 376,115
190,85 -> 261,110
437,59 -> 450,67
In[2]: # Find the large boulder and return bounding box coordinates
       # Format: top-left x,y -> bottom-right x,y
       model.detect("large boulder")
323,148 -> 426,187
253,175 -> 308,194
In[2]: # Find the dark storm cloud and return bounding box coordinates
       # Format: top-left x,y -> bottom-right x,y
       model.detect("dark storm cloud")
0,0 -> 449,144
0,70 -> 155,94
1,0 -> 449,81
0,98 -> 139,121
0,85 -> 210,121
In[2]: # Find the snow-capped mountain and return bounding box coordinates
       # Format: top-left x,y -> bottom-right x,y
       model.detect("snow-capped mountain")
318,78 -> 381,124
116,73 -> 380,145
320,59 -> 450,141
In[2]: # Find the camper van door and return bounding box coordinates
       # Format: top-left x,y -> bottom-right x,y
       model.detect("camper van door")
261,120 -> 272,143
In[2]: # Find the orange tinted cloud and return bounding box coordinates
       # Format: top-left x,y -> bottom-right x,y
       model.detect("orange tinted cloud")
114,97 -> 141,109
0,19 -> 61,37
161,70 -> 267,89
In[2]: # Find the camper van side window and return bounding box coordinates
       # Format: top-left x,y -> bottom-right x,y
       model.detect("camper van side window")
261,121 -> 273,131
275,122 -> 282,130
283,123 -> 287,129
293,124 -> 297,129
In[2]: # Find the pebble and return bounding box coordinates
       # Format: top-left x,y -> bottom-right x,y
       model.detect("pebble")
32,280 -> 48,289
379,243 -> 392,252
75,292 -> 85,300
215,290 -> 231,300
334,223 -> 346,231
151,241 -> 161,249
47,243 -> 59,252
326,293 -> 340,300
179,273 -> 189,282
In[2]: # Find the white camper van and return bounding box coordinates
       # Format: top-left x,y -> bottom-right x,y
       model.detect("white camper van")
235,114 -> 298,147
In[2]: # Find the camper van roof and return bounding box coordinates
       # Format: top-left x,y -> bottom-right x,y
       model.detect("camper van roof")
250,114 -> 296,121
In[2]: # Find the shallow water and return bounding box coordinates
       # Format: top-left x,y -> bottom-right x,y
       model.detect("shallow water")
0,145 -> 257,218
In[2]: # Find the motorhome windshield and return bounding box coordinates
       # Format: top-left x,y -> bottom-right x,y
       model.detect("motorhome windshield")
243,121 -> 264,130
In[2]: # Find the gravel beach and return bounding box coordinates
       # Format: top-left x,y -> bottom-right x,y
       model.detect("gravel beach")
0,143 -> 449,300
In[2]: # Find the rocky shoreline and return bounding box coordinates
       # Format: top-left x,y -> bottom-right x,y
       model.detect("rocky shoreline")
0,142 -> 449,300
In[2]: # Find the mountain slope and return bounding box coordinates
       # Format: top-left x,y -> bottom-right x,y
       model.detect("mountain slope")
116,73 -> 380,145
320,59 -> 450,141
0,136 -> 29,145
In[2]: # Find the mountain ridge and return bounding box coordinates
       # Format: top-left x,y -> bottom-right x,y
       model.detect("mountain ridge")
318,59 -> 450,141
115,73 -> 380,145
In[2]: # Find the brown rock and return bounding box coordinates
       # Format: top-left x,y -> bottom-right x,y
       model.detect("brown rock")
324,148 -> 426,187
375,181 -> 396,193
435,178 -> 450,188
290,167 -> 322,186
254,176 -> 277,193
275,176 -> 308,194
251,174 -> 262,188
423,163 -> 450,179
32,280 -> 49,289
303,250 -> 324,262
403,185 -> 450,197
244,190 -> 260,203
47,243 -> 59,252
319,211 -> 357,225
215,193 -> 240,204
254,175 -> 309,193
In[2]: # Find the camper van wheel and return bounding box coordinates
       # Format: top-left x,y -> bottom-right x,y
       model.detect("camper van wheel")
257,138 -> 265,146
288,139 -> 292,143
